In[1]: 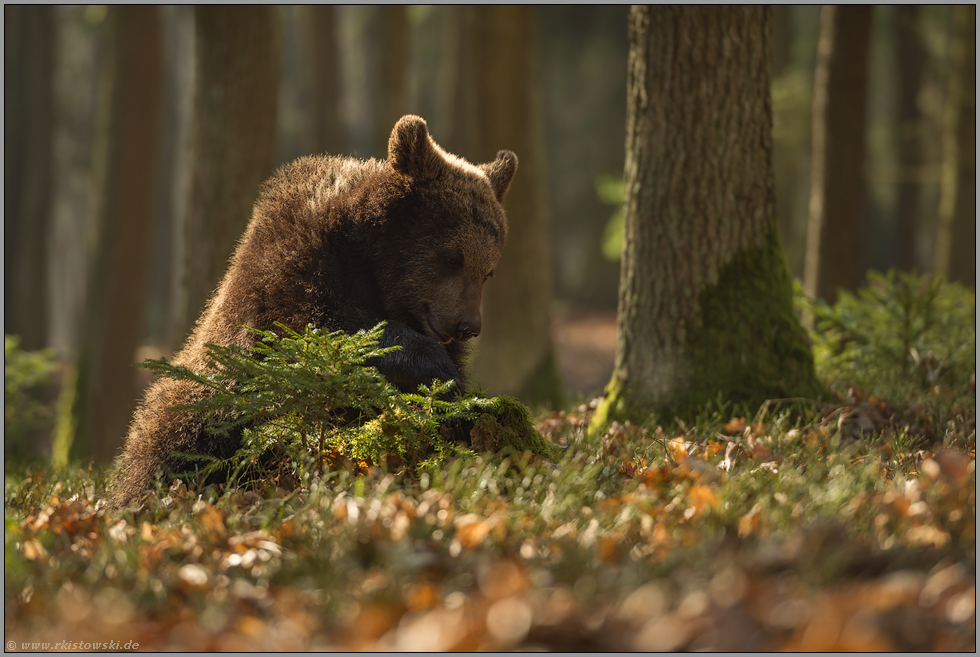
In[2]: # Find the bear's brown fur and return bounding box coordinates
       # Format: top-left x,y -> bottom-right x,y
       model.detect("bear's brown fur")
109,115 -> 517,507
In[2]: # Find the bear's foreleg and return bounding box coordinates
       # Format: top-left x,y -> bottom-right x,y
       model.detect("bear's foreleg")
369,321 -> 466,396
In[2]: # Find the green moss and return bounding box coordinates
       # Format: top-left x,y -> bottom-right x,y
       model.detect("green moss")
591,226 -> 823,433
467,394 -> 560,461
682,226 -> 823,416
587,375 -> 634,437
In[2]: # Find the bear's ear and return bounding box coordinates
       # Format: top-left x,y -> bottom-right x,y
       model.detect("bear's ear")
481,150 -> 518,202
388,115 -> 443,179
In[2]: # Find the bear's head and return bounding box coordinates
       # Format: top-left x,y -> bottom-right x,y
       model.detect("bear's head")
383,115 -> 517,345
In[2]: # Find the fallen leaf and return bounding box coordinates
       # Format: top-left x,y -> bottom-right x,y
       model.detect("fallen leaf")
723,417 -> 747,434
687,485 -> 718,515
738,511 -> 762,538
667,437 -> 689,462
619,461 -> 637,478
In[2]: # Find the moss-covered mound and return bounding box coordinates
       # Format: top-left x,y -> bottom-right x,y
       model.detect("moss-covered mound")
466,394 -> 559,461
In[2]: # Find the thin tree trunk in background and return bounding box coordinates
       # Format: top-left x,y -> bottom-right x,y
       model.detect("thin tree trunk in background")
893,5 -> 924,272
4,5 -> 55,350
375,5 -> 408,156
770,5 -> 804,277
55,6 -> 163,464
803,5 -> 873,306
592,6 -> 819,428
148,6 -> 195,349
443,6 -> 474,157
176,7 -> 281,342
934,4 -> 976,287
307,4 -> 344,156
771,5 -> 793,79
461,6 -> 563,406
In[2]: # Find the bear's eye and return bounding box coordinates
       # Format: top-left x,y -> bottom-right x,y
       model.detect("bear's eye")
444,253 -> 464,270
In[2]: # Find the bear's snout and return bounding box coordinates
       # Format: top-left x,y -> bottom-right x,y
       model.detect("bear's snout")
455,316 -> 482,341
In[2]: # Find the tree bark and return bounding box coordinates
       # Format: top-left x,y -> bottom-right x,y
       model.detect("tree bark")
4,5 -> 55,350
934,4 -> 976,287
458,6 -> 562,406
591,5 -> 819,427
892,5 -> 924,272
54,6 -> 163,464
803,5 -> 874,305
175,7 -> 281,341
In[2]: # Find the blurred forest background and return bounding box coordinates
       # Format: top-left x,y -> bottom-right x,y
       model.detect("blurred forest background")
4,5 -> 975,465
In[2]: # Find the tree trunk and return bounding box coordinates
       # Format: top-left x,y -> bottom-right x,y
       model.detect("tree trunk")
591,6 -> 819,428
934,5 -> 976,287
306,4 -> 344,157
892,5 -> 925,273
771,5 -> 793,79
4,5 -> 55,350
770,6 -> 806,278
154,5 -> 195,349
54,6 -> 163,464
803,5 -> 874,305
175,7 -> 281,341
459,6 -> 562,406
375,5 -> 409,157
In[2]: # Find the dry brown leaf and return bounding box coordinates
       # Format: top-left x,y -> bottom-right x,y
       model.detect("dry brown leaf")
688,485 -> 718,515
737,511 -> 761,538
722,417 -> 747,434
195,503 -> 227,544
619,461 -> 638,478
667,437 -> 689,462
21,538 -> 48,562
599,536 -> 621,563
405,582 -> 441,611
456,513 -> 499,549
702,440 -> 725,458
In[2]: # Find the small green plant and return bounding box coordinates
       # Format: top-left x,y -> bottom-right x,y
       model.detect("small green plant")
798,271 -> 976,409
139,322 -> 556,486
596,173 -> 625,262
4,335 -> 57,462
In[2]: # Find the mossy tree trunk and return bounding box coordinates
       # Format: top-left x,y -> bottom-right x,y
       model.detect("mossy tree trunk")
803,5 -> 873,305
892,5 -> 924,273
55,6 -> 163,464
458,6 -> 562,407
591,6 -> 820,430
175,7 -> 281,342
4,5 -> 55,351
934,4 -> 975,287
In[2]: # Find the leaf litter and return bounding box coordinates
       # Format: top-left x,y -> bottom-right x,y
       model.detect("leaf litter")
5,393 -> 975,651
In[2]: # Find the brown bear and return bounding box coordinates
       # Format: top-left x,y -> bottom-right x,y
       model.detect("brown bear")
108,115 -> 517,508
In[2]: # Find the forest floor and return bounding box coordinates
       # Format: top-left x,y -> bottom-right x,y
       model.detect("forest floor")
5,395 -> 974,651
4,278 -> 976,651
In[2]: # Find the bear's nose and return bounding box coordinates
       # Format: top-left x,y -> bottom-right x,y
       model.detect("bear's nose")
455,317 -> 481,341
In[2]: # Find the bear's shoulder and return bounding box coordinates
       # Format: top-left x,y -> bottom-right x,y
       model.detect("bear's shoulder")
257,155 -> 390,215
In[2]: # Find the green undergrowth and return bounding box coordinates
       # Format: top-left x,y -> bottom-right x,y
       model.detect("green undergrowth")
137,322 -> 558,489
4,335 -> 57,463
800,270 -> 975,410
